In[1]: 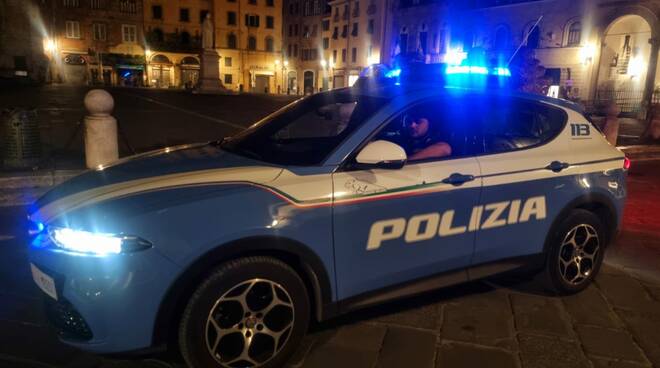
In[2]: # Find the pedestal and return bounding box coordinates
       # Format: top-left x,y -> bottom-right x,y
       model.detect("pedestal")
195,49 -> 228,94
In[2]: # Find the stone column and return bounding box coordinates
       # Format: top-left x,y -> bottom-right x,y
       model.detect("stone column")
641,37 -> 660,120
84,89 -> 118,169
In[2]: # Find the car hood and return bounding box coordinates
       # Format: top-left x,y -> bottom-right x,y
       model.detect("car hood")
32,143 -> 283,222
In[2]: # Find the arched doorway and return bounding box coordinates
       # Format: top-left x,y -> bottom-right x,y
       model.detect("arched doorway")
150,54 -> 172,88
287,70 -> 297,94
180,56 -> 200,89
303,70 -> 314,94
596,15 -> 653,115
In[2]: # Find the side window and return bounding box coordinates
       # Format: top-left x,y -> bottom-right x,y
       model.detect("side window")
372,99 -> 477,163
480,99 -> 566,154
273,102 -> 357,139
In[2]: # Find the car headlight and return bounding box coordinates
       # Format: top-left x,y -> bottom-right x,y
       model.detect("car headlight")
47,227 -> 152,255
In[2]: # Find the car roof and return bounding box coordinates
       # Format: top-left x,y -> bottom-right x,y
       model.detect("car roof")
350,64 -> 586,115
352,83 -> 585,114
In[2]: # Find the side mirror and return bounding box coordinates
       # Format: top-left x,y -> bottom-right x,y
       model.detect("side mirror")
355,140 -> 407,169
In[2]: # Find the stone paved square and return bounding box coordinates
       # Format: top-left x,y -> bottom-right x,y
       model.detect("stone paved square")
442,290 -> 517,350
517,333 -> 590,368
561,286 -> 622,328
376,326 -> 436,368
576,326 -> 647,362
596,274 -> 654,310
436,343 -> 519,368
511,294 -> 574,338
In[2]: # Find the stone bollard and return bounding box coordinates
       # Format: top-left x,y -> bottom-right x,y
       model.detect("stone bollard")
84,89 -> 118,169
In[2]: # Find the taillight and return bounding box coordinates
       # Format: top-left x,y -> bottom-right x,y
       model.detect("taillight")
623,157 -> 631,171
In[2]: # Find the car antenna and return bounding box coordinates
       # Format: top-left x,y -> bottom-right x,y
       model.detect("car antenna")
507,15 -> 543,66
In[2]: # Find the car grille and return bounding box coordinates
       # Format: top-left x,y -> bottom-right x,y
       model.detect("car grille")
45,298 -> 93,341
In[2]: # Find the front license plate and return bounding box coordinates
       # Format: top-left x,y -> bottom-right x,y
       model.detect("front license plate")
30,263 -> 57,301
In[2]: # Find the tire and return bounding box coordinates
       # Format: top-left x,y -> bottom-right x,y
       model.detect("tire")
179,256 -> 310,368
541,209 -> 606,294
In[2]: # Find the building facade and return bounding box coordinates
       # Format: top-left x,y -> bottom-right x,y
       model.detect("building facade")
384,0 -> 660,116
282,0 -> 331,94
43,0 -> 146,86
325,0 -> 386,89
212,0 -> 283,93
0,0 -> 49,83
142,0 -> 210,88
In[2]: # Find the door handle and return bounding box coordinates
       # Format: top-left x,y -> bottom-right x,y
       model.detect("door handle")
442,173 -> 475,186
545,161 -> 570,173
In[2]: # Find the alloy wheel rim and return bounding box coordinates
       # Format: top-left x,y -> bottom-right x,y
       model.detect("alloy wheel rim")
558,224 -> 600,286
205,278 -> 295,367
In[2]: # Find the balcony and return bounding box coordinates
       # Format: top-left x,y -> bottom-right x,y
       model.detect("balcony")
119,0 -> 137,14
146,30 -> 201,53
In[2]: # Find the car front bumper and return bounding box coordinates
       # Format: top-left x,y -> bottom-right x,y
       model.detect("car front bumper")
28,233 -> 182,353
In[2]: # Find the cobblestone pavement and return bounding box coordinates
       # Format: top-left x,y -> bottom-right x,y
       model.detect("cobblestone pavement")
285,264 -> 660,368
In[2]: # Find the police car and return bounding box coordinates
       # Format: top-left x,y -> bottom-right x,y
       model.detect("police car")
27,63 -> 627,368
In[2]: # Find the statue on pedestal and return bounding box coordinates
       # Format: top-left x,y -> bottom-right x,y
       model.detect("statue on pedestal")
195,13 -> 228,93
202,13 -> 214,50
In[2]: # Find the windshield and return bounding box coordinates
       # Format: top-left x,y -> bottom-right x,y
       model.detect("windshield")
221,91 -> 389,166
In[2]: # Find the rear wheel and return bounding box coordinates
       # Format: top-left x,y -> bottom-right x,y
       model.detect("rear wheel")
541,209 -> 606,294
179,256 -> 310,368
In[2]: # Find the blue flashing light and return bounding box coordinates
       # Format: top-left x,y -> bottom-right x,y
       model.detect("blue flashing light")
385,68 -> 402,78
493,67 -> 512,77
446,65 -> 488,75
27,219 -> 45,237
445,65 -> 511,78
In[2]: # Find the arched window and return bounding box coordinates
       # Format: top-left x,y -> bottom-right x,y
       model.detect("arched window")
180,31 -> 191,46
153,28 -> 164,42
181,56 -> 200,65
566,21 -> 581,46
526,25 -> 540,48
227,33 -> 237,49
151,54 -> 171,64
399,27 -> 408,54
494,26 -> 509,50
419,24 -> 428,55
248,36 -> 257,50
265,37 -> 274,52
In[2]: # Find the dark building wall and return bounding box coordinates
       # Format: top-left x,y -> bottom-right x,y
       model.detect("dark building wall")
0,0 -> 49,82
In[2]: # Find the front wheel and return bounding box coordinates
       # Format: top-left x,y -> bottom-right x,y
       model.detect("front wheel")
179,256 -> 310,368
541,209 -> 606,294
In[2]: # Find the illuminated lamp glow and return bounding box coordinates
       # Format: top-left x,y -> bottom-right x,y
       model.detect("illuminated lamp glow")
385,68 -> 402,78
445,48 -> 468,65
493,67 -> 511,76
446,65 -> 489,75
367,55 -> 380,65
624,157 -> 631,170
28,221 -> 45,236
49,228 -> 122,255
628,56 -> 644,78
44,39 -> 56,53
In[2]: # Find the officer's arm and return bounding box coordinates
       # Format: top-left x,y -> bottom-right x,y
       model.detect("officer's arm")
408,142 -> 452,161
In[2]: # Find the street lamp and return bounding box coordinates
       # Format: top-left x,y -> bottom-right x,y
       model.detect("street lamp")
144,49 -> 152,87
275,58 -> 288,94
44,38 -> 56,53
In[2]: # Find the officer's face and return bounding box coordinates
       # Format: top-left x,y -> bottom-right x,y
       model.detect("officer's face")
409,118 -> 429,138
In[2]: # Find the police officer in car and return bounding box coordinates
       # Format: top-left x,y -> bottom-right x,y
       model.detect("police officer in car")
403,113 -> 452,161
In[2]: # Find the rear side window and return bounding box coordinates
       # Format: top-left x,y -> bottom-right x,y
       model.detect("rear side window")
478,98 -> 567,154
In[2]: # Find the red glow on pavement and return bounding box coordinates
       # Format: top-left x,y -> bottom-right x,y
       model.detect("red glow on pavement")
622,161 -> 660,233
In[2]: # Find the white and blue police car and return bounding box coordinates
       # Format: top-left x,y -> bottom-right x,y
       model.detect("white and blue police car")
27,63 -> 627,368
